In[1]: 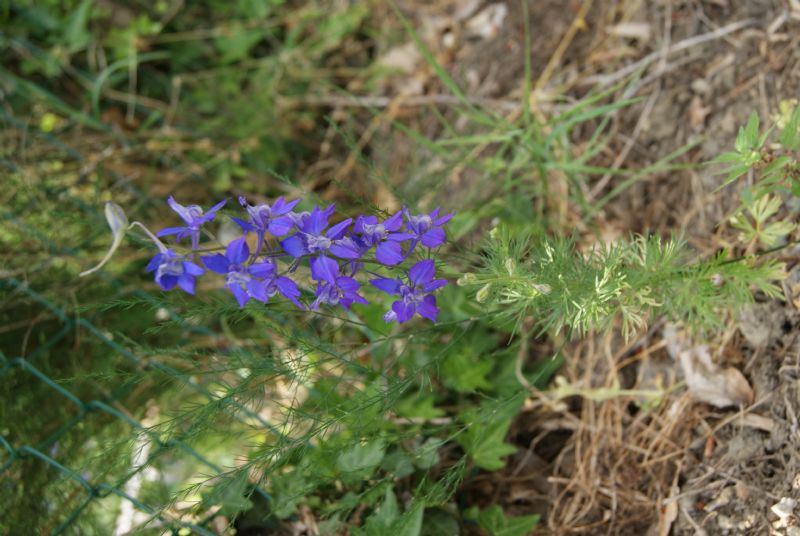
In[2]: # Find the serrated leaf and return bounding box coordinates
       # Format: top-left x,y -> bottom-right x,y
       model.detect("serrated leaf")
337,440 -> 385,481
466,505 -> 539,536
779,102 -> 800,149
395,504 -> 424,536
457,395 -> 524,471
362,487 -> 399,535
64,0 -> 93,52
744,111 -> 760,148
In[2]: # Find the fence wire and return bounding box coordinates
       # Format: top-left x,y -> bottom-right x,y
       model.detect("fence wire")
1,111 -> 274,534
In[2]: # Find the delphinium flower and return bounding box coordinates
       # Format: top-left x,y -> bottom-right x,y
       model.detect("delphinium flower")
403,207 -> 454,252
280,205 -> 361,282
352,212 -> 412,265
370,259 -> 448,323
124,193 -> 454,323
201,237 -> 302,309
232,196 -> 299,257
248,258 -> 304,309
146,248 -> 205,295
310,262 -> 368,311
156,196 -> 227,251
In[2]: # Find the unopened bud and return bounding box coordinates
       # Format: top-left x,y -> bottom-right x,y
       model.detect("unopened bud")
531,282 -> 552,295
476,283 -> 492,303
457,272 -> 478,286
489,227 -> 500,240
504,258 -> 516,275
711,273 -> 724,287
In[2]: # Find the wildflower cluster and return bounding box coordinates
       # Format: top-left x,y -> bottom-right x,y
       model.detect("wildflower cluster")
143,196 -> 453,323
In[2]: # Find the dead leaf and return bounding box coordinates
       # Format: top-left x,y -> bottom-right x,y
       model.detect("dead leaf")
678,344 -> 753,407
606,22 -> 651,42
689,96 -> 711,130
465,3 -> 508,39
377,42 -> 420,74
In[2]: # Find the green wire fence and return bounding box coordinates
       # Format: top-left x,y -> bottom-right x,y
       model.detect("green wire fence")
0,112 -> 277,534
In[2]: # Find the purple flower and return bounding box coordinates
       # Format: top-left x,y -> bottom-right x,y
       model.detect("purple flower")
248,259 -> 304,310
146,248 -> 204,294
156,196 -> 227,251
232,196 -> 300,257
353,212 -> 412,266
403,207 -> 454,250
310,262 -> 368,311
370,259 -> 447,323
280,205 -> 362,282
202,238 -> 303,309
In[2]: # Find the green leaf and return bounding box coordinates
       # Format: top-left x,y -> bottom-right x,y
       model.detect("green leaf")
420,509 -> 460,536
64,0 -> 93,52
466,505 -> 539,536
743,111 -> 760,149
441,350 -> 493,392
393,504 -> 424,536
457,395 -> 524,470
362,487 -> 399,535
337,440 -> 386,481
200,471 -> 253,518
396,395 -> 444,419
215,24 -> 263,63
779,102 -> 800,149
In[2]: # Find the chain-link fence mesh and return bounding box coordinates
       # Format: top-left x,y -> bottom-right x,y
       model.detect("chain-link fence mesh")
1,109 -> 275,534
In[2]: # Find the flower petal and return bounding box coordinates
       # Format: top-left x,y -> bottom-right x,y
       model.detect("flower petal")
329,238 -> 361,259
247,279 -> 268,302
408,259 -> 435,286
167,196 -> 193,224
325,218 -> 353,239
383,212 -> 403,231
310,255 -> 339,283
225,237 -> 249,264
183,261 -> 205,277
421,227 -> 446,248
375,241 -> 403,265
370,277 -> 400,295
268,217 -> 294,236
305,207 -> 328,235
159,274 -> 178,290
392,300 -> 415,323
146,253 -> 164,273
280,234 -> 307,258
206,198 -> 227,215
230,216 -> 255,232
277,276 -> 304,309
434,212 -> 454,225
248,261 -> 275,279
177,275 -> 196,295
228,284 -> 249,308
201,254 -> 230,274
423,279 -> 448,292
156,226 -> 185,237
417,295 -> 438,322
387,232 -> 414,242
275,197 -> 301,215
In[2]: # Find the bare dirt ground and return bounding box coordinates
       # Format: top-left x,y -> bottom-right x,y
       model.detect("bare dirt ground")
375,1 -> 800,534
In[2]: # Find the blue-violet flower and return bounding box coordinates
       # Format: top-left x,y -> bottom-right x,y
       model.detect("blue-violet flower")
156,196 -> 227,251
370,259 -> 447,323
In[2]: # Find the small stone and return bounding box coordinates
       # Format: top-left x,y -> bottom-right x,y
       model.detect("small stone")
691,78 -> 711,95
772,497 -> 798,519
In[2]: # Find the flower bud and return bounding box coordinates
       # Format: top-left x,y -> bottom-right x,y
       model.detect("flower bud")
457,272 -> 478,286
476,283 -> 492,303
504,258 -> 516,275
